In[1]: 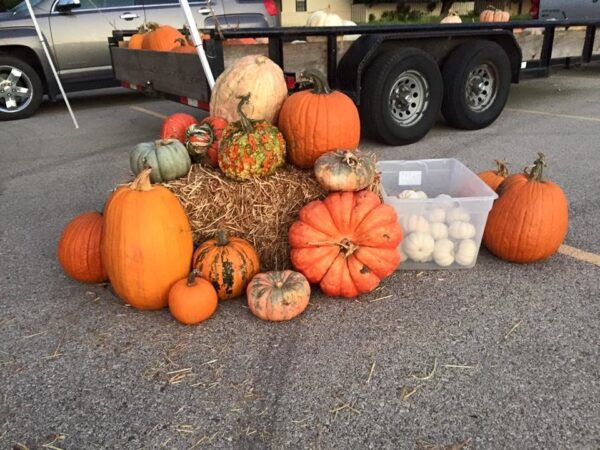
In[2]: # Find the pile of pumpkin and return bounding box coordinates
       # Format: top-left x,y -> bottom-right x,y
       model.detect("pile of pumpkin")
58,55 -> 404,325
440,6 -> 510,24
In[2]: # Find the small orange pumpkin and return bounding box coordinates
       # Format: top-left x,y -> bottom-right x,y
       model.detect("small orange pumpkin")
160,113 -> 198,143
479,6 -> 510,22
278,68 -> 360,169
192,230 -> 260,300
483,153 -> 568,263
101,168 -> 193,310
168,270 -> 218,325
57,211 -> 107,284
246,271 -> 311,322
478,159 -> 509,191
142,23 -> 185,52
128,25 -> 148,49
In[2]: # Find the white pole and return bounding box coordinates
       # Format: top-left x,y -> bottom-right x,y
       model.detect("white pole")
24,0 -> 79,128
178,0 -> 216,89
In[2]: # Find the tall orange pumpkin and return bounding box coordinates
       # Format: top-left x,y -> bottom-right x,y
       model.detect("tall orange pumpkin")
483,153 -> 568,263
142,23 -> 185,52
101,168 -> 193,309
478,159 -> 509,191
57,211 -> 107,284
289,190 -> 402,298
278,69 -> 361,169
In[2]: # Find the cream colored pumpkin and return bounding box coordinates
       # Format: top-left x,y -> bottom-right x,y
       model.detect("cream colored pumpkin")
427,208 -> 446,223
434,194 -> 454,210
400,215 -> 429,234
448,221 -> 476,240
397,189 -> 428,200
441,11 -> 462,24
209,55 -> 288,123
446,207 -> 470,224
455,239 -> 477,266
306,10 -> 345,43
433,239 -> 455,267
403,232 -> 435,263
429,222 -> 449,240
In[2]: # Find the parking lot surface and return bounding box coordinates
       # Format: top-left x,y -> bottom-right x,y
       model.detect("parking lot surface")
1,65 -> 599,449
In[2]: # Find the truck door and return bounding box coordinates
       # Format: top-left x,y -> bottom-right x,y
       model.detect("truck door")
141,0 -> 225,31
49,0 -> 144,81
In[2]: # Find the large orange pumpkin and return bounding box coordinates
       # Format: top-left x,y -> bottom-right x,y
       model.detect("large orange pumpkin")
479,6 -> 510,22
57,211 -> 107,284
278,69 -> 361,169
246,271 -> 311,322
478,159 -> 508,191
483,153 -> 568,263
142,23 -> 185,51
289,190 -> 402,298
192,230 -> 260,300
101,168 -> 193,309
168,270 -> 218,325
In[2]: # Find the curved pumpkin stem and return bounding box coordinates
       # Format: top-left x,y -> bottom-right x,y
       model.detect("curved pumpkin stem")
527,152 -> 546,182
494,159 -> 509,177
137,23 -> 148,33
146,22 -> 160,31
187,269 -> 198,287
342,151 -> 360,167
173,37 -> 188,48
236,94 -> 254,134
300,68 -> 332,95
216,230 -> 230,246
130,167 -> 153,191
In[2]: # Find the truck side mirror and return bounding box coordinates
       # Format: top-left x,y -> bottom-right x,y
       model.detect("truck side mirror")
56,0 -> 81,12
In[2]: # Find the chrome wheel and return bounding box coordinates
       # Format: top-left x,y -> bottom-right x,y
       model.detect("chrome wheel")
0,65 -> 34,113
388,70 -> 429,127
465,63 -> 498,112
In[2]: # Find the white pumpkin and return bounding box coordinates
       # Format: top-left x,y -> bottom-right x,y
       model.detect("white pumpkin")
434,194 -> 454,210
307,10 -> 328,26
441,11 -> 462,24
397,189 -> 428,200
448,221 -> 476,240
427,208 -> 446,223
306,10 -> 345,43
455,239 -> 478,266
400,214 -> 429,234
403,232 -> 435,263
209,54 -> 288,123
433,239 -> 455,267
446,207 -> 470,224
429,222 -> 449,240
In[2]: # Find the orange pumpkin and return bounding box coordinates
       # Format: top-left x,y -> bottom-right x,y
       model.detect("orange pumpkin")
101,168 -> 193,310
483,153 -> 568,263
478,159 -> 509,191
168,270 -> 218,325
142,23 -> 185,52
289,191 -> 403,298
192,230 -> 260,300
246,271 -> 310,321
57,211 -> 107,284
278,69 -> 360,169
479,6 -> 510,22
128,25 -> 148,49
160,113 -> 198,143
171,37 -> 196,54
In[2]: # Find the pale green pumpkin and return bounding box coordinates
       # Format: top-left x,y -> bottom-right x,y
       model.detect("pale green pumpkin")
130,139 -> 191,183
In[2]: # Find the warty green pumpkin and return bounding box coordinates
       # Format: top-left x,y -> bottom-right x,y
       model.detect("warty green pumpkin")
130,139 -> 191,183
314,149 -> 376,192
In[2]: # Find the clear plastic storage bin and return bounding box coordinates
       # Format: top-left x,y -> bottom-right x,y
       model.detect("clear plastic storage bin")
378,159 -> 498,270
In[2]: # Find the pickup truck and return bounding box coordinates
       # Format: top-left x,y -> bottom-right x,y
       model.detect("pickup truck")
0,0 -> 278,120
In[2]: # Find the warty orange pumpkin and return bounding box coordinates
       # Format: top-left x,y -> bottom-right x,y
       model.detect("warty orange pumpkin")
246,270 -> 311,321
101,168 -> 193,309
278,69 -> 361,169
478,159 -> 509,191
57,211 -> 107,284
192,230 -> 260,300
289,190 -> 402,298
483,153 -> 568,263
168,270 -> 218,325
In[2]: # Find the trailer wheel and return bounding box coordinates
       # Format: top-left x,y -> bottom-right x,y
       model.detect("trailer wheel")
360,48 -> 443,146
441,41 -> 511,130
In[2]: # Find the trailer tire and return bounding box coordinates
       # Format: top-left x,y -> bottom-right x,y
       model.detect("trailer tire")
441,40 -> 511,130
360,48 -> 443,146
0,55 -> 43,121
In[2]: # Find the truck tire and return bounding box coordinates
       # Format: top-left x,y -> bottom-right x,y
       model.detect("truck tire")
360,48 -> 443,146
0,55 -> 44,121
441,40 -> 511,130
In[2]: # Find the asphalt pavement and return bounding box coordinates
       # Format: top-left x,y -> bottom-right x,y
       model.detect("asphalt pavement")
1,65 -> 599,449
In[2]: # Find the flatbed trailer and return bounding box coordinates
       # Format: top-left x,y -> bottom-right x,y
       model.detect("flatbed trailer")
109,20 -> 600,145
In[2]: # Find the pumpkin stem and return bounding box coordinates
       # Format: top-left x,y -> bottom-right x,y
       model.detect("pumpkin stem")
300,68 -> 332,95
137,23 -> 148,33
146,22 -> 160,31
130,167 -> 153,191
494,159 -> 509,177
216,229 -> 229,246
342,150 -> 360,167
236,94 -> 254,134
486,5 -> 498,11
173,37 -> 188,47
527,152 -> 546,182
274,281 -> 284,289
339,238 -> 358,257
187,270 -> 198,287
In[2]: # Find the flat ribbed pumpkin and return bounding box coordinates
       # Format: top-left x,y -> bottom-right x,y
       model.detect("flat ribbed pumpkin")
289,190 -> 403,298
479,6 -> 510,22
246,271 -> 310,321
483,153 -> 568,263
192,230 -> 260,300
209,54 -> 288,123
278,69 -> 360,169
130,139 -> 191,183
142,23 -> 185,51
185,116 -> 228,167
314,149 -> 375,192
57,211 -> 107,283
478,159 -> 509,191
101,168 -> 193,309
